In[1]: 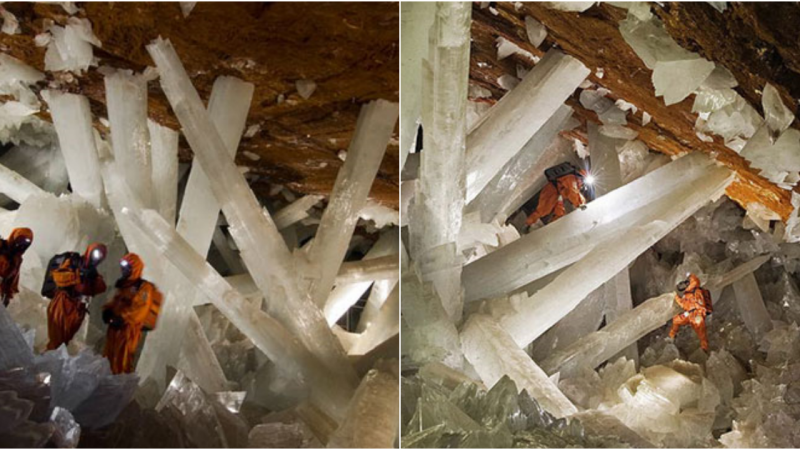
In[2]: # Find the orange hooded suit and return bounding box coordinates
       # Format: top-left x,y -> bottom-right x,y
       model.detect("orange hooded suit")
526,171 -> 587,226
0,228 -> 33,307
669,273 -> 713,351
45,243 -> 107,350
102,253 -> 163,374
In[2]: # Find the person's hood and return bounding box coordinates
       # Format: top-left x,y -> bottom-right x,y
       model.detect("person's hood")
8,228 -> 33,252
83,243 -> 108,269
120,253 -> 144,281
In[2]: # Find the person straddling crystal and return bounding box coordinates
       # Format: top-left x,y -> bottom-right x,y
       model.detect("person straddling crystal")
526,162 -> 593,227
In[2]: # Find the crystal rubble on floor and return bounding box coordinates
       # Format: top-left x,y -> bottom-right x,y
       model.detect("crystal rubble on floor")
121,208 -> 356,422
301,101 -> 397,310
541,255 -> 771,379
463,152 -> 733,303
399,2 -> 435,171
147,120 -> 179,224
327,361 -> 399,448
150,37 -> 363,385
465,49 -> 589,203
466,105 -> 573,224
43,90 -> 105,209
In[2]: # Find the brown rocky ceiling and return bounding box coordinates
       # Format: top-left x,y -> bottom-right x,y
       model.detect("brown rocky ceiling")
470,2 -> 800,221
0,2 -> 399,208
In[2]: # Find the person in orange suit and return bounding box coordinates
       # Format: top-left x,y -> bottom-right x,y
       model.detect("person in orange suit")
0,228 -> 33,307
526,163 -> 593,227
669,273 -> 713,351
44,243 -> 108,350
102,253 -> 163,374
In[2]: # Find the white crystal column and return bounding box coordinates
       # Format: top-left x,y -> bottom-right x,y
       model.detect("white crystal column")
273,195 -> 323,230
542,256 -> 770,378
399,1 -> 435,171
335,255 -> 398,285
466,105 -> 573,223
499,222 -> 668,348
0,162 -> 46,204
44,90 -> 105,209
349,285 -> 399,356
465,49 -> 589,202
122,208 -> 356,421
303,100 -> 397,308
461,314 -> 578,418
589,123 -> 638,365
408,2 -> 471,322
176,312 -> 230,393
463,153 -> 732,302
323,230 -> 400,326
147,119 -> 179,224
326,365 -> 399,448
136,76 -> 254,387
147,38 -> 355,383
732,272 -> 773,341
104,70 -> 155,208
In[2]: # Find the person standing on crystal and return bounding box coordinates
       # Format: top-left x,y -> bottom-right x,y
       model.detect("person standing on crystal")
102,253 -> 163,374
43,243 -> 108,350
668,273 -> 713,351
525,162 -> 594,227
0,227 -> 33,307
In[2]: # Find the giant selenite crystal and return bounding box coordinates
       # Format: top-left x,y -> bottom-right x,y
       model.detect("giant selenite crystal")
303,100 -> 397,308
327,363 -> 399,448
43,90 -> 105,209
408,2 -> 472,323
461,314 -> 578,418
463,153 -> 733,302
147,38 -> 356,386
147,119 -> 179,224
122,208 -> 355,422
464,49 -> 589,202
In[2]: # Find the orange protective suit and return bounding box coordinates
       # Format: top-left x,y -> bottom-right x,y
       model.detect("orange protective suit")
102,253 -> 162,374
669,273 -> 713,351
0,228 -> 33,307
526,172 -> 587,226
45,244 -> 107,350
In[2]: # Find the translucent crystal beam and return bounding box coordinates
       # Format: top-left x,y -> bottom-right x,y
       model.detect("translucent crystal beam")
147,38 -> 355,383
122,208 -> 356,421
732,272 -> 773,341
303,100 -> 397,308
104,70 -> 155,208
136,76 -> 253,387
349,285 -> 399,356
334,254 -> 398,285
463,153 -> 732,302
176,312 -> 230,394
588,123 -> 637,364
326,364 -> 399,448
399,1 -> 435,171
465,49 -> 589,202
44,90 -> 105,209
461,314 -> 578,418
272,194 -> 323,230
499,222 -> 668,348
541,255 -> 770,378
408,2 -> 471,322
465,105 -> 573,223
0,162 -> 45,204
0,298 -> 34,371
147,119 -> 179,224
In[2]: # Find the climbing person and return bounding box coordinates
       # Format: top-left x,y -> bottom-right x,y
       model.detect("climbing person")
525,162 -> 594,227
669,273 -> 713,351
102,253 -> 163,374
43,243 -> 108,350
0,227 -> 33,307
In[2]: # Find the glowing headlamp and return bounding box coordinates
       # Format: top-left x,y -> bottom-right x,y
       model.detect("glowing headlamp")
584,174 -> 596,185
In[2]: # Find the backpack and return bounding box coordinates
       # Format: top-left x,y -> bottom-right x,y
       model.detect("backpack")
141,282 -> 164,331
41,252 -> 80,299
545,162 -> 579,183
